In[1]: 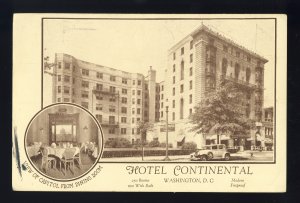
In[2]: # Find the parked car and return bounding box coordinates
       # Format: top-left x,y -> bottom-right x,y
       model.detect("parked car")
190,144 -> 230,161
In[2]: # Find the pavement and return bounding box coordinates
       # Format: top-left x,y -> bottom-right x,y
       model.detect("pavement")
100,150 -> 274,162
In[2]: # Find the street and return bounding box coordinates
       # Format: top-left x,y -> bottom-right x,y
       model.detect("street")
100,151 -> 274,162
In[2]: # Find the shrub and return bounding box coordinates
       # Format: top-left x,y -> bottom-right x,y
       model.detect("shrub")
105,138 -> 132,148
159,142 -> 173,148
181,142 -> 197,150
148,139 -> 160,147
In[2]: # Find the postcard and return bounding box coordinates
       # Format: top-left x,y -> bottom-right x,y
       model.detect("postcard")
12,14 -> 286,192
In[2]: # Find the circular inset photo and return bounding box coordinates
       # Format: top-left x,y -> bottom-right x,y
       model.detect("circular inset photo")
25,103 -> 103,181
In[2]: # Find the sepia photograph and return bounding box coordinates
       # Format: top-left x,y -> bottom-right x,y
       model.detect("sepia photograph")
42,18 -> 275,163
25,103 -> 103,180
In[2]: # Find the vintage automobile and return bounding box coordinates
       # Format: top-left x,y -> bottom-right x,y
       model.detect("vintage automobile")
190,144 -> 230,161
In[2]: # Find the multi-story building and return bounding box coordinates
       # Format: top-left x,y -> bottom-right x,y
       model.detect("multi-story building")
153,24 -> 268,149
263,107 -> 274,150
52,53 -> 160,144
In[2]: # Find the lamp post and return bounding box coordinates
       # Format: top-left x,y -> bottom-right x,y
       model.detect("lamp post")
163,106 -> 171,161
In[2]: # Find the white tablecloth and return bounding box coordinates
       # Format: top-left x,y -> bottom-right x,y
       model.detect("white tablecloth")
46,147 -> 80,159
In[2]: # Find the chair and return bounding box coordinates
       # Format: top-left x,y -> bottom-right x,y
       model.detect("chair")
40,147 -> 56,172
74,149 -> 82,168
60,148 -> 77,174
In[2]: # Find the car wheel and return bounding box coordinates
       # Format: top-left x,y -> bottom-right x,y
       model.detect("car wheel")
200,155 -> 207,161
207,152 -> 213,160
224,153 -> 230,161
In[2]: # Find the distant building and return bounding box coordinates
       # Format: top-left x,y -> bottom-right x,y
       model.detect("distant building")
263,107 -> 274,150
152,24 -> 268,149
52,53 -> 160,144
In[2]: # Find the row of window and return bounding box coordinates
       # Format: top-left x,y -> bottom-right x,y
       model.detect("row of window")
222,45 -> 252,63
160,108 -> 193,120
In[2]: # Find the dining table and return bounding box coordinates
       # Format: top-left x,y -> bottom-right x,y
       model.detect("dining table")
46,146 -> 80,159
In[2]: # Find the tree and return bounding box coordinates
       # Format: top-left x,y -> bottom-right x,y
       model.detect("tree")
137,121 -> 153,160
190,81 -> 255,144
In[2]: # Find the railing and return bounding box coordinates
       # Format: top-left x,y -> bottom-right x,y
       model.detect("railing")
98,120 -> 119,127
220,75 -> 256,89
92,87 -> 119,96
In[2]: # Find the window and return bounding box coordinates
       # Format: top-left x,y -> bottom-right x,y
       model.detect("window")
96,104 -> 103,111
161,85 -> 164,91
189,94 -> 192,104
122,88 -> 127,94
73,65 -> 76,72
173,100 -> 175,108
108,128 -> 115,134
236,51 -> 240,58
121,117 -> 127,123
189,80 -> 193,90
110,75 -> 116,82
121,97 -> 127,104
137,108 -> 141,114
145,84 -> 148,90
109,86 -> 116,93
180,98 -> 184,119
138,80 -> 141,85
173,52 -> 176,60
109,106 -> 116,112
144,111 -> 148,117
137,90 -> 141,96
96,83 -> 103,90
173,87 -> 175,96
223,45 -> 228,52
190,40 -> 193,49
145,93 -> 148,99
180,61 -> 184,80
247,56 -> 251,62
81,91 -> 89,98
122,78 -> 127,84
161,111 -> 163,117
132,128 -> 135,134
246,67 -> 251,83
190,54 -> 193,63
64,86 -> 70,94
57,86 -> 61,93
132,118 -> 135,124
64,75 -> 70,83
97,72 -> 103,79
57,75 -> 61,82
64,98 -> 70,102
64,63 -> 70,70
72,78 -> 75,84
109,96 -> 116,102
172,112 -> 175,121
161,94 -> 164,100
132,98 -> 135,104
173,76 -> 175,84
137,99 -> 141,105
82,69 -> 89,76
173,64 -> 176,72
133,80 -> 135,85
132,108 -> 135,114
57,98 -> 61,102
161,102 -> 163,108
82,81 -> 89,88
132,90 -> 135,95
109,116 -> 115,124
189,108 -> 192,115
121,107 -> 127,114
222,58 -> 228,76
72,88 -> 75,95
180,84 -> 184,93
181,47 -> 184,55
96,96 -> 103,100
58,62 -> 61,69
96,114 -> 102,123
81,102 -> 88,109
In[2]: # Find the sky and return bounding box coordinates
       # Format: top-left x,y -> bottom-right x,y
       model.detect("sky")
43,18 -> 275,107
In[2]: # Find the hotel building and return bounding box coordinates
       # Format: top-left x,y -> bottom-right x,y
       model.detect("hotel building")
52,53 -> 160,143
154,24 -> 268,149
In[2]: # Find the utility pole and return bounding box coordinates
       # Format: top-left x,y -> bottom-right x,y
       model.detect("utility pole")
163,106 -> 170,161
